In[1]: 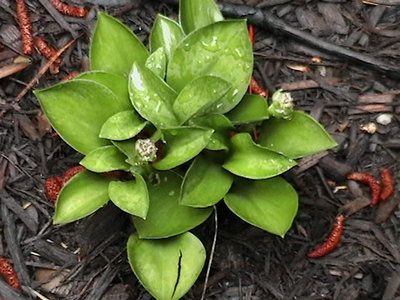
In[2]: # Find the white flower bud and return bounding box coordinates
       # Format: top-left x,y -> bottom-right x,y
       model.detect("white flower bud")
135,139 -> 158,162
268,89 -> 294,119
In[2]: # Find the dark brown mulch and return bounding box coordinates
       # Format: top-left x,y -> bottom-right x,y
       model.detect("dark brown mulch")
0,0 -> 399,299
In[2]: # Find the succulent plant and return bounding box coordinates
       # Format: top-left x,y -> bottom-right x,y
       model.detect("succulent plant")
34,0 -> 337,298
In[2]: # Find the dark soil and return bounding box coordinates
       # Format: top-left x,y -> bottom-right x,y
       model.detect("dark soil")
1,0 -> 400,299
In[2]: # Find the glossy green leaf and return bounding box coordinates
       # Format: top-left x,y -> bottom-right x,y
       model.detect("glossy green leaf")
54,171 -> 112,224
100,111 -> 147,140
76,71 -> 131,110
109,174 -> 149,218
112,140 -> 137,160
34,80 -> 127,155
145,47 -> 167,79
179,0 -> 224,34
205,133 -> 229,151
181,155 -> 233,207
167,20 -> 253,113
224,177 -> 298,237
173,76 -> 231,124
227,94 -> 269,124
133,171 -> 212,238
223,133 -> 296,179
90,13 -> 148,76
190,114 -> 233,131
150,15 -> 184,60
127,232 -> 206,300
190,114 -> 233,151
152,127 -> 214,170
80,145 -> 130,172
129,63 -> 179,127
258,111 -> 338,159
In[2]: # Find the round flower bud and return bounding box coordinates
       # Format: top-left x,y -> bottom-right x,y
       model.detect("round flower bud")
268,89 -> 294,119
135,139 -> 158,162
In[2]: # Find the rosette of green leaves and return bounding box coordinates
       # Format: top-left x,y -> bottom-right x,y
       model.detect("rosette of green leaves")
34,0 -> 337,298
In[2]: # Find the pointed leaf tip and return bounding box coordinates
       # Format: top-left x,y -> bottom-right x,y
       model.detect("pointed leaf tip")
90,13 -> 149,76
259,111 -> 338,159
224,177 -> 298,236
54,171 -> 112,224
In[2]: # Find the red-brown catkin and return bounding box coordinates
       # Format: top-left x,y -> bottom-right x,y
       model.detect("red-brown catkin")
44,166 -> 85,203
248,24 -> 256,45
61,166 -> 85,184
0,256 -> 21,290
249,77 -> 268,98
380,168 -> 395,202
49,0 -> 88,17
45,176 -> 62,203
347,172 -> 381,206
15,0 -> 33,55
307,215 -> 346,258
34,37 -> 61,74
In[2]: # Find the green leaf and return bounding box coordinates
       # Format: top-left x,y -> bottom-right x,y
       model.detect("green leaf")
90,13 -> 149,76
190,114 -> 233,131
34,80 -> 127,155
227,94 -> 269,124
80,145 -> 130,172
145,47 -> 167,79
127,232 -> 206,300
179,0 -> 224,34
76,71 -> 131,110
150,15 -> 184,60
181,155 -> 233,207
109,174 -> 149,219
54,171 -> 112,224
152,127 -> 214,170
112,140 -> 137,160
173,76 -> 231,124
224,177 -> 298,237
258,111 -> 338,159
189,114 -> 233,151
167,20 -> 253,113
223,133 -> 296,179
133,171 -> 212,238
129,63 -> 179,127
100,111 -> 147,141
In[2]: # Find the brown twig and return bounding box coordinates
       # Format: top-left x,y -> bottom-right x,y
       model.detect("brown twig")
36,0 -> 78,38
156,0 -> 400,79
16,37 -> 78,101
34,37 -> 62,74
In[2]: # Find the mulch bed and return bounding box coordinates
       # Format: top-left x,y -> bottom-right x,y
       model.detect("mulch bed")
0,0 -> 399,299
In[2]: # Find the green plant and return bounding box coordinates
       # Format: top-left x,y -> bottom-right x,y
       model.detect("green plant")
34,0 -> 337,298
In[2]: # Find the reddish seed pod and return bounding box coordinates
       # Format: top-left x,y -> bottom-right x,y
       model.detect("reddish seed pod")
49,0 -> 88,17
62,165 -> 86,184
380,168 -> 395,202
45,166 -> 85,203
45,176 -> 62,203
307,215 -> 346,258
347,172 -> 381,206
249,77 -> 268,98
0,256 -> 21,290
16,0 -> 33,55
34,37 -> 62,74
248,24 -> 256,45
